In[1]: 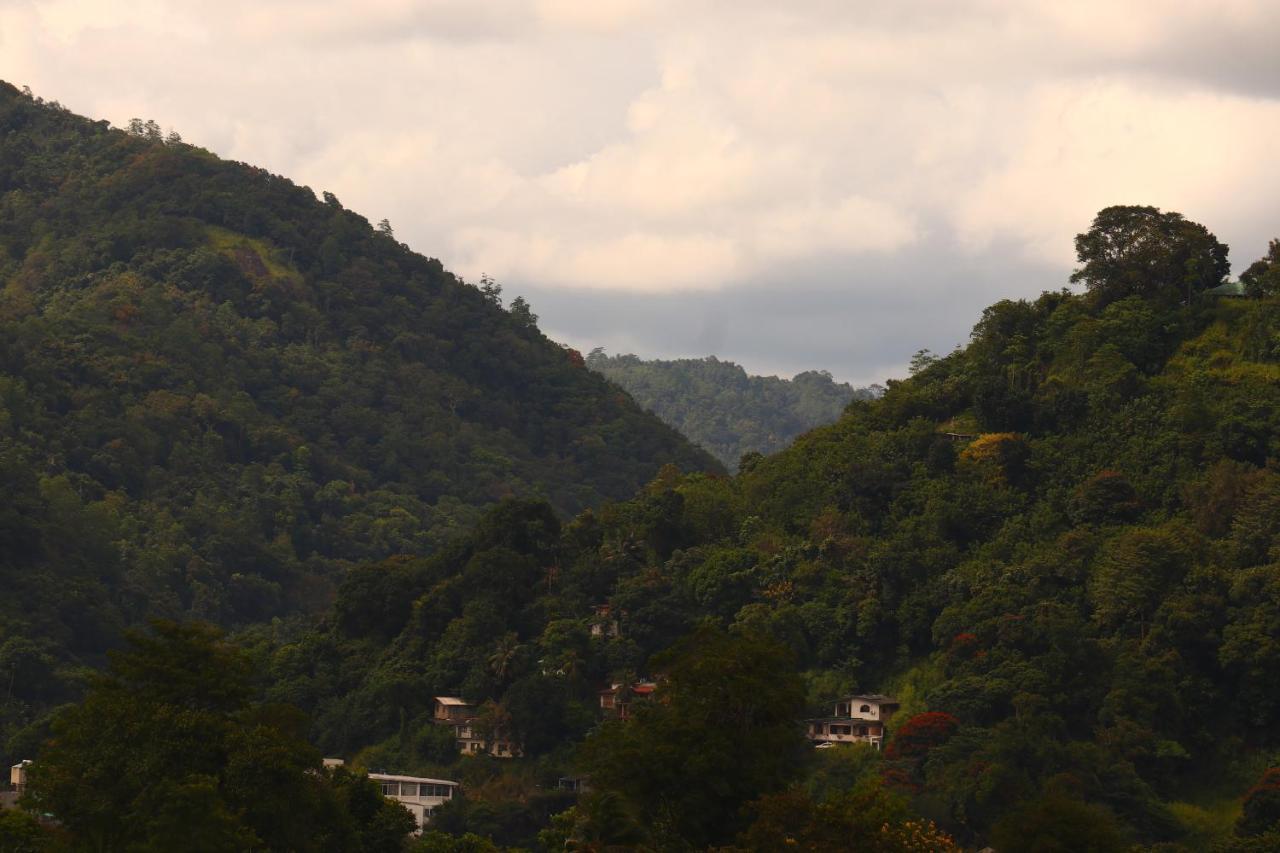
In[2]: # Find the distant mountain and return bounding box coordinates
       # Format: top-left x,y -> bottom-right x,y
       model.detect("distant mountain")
586,350 -> 874,470
0,81 -> 718,753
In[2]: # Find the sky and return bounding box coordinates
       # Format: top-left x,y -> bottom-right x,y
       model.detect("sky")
4,0 -> 1280,385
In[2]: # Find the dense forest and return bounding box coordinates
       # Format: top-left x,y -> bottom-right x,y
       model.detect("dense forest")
584,351 -> 872,471
0,81 -> 718,769
220,207 -> 1280,851
5,77 -> 1280,852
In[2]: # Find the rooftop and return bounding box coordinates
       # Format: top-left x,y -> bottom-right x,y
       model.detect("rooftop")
367,773 -> 459,786
842,694 -> 898,703
434,696 -> 471,706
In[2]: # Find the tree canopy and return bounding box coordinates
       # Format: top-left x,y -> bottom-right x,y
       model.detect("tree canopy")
1070,204 -> 1229,305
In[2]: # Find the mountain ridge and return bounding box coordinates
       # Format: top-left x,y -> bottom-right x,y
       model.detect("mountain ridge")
0,81 -> 718,758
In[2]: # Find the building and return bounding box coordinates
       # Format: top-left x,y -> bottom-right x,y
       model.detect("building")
597,682 -> 656,719
805,694 -> 900,749
589,604 -> 620,638
367,772 -> 460,832
557,775 -> 591,794
2,761 -> 31,813
432,697 -> 522,758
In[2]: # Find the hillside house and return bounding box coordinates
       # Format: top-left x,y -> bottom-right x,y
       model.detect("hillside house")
806,694 -> 900,749
597,682 -> 657,719
2,761 -> 31,813
432,697 -> 522,758
589,604 -> 620,638
368,772 -> 460,832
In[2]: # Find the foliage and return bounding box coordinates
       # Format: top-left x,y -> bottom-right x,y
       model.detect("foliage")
1236,768 -> 1280,837
731,780 -> 960,852
577,626 -> 808,848
23,620 -> 414,852
586,350 -> 872,470
266,210 -> 1280,849
0,80 -> 717,761
1071,205 -> 1229,306
7,80 -> 1280,851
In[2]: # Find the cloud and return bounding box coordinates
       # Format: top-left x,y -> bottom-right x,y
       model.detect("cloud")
3,0 -> 1279,381
954,80 -> 1280,266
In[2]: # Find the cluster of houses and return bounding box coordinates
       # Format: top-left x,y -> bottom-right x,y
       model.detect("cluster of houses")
3,687 -> 898,835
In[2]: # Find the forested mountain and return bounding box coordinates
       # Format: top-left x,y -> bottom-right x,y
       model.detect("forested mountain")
585,351 -> 872,470
232,208 -> 1280,850
0,82 -> 717,763
7,75 -> 1280,851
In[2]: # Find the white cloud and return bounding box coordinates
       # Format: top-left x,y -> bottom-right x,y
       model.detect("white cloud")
3,0 -> 1279,377
954,80 -> 1280,266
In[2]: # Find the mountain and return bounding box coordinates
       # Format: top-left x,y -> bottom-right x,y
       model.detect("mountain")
0,82 -> 719,756
585,350 -> 873,470
255,208 -> 1280,849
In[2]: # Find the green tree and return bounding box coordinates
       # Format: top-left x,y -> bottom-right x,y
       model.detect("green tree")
1071,205 -> 1229,305
990,789 -> 1131,853
24,621 -> 413,852
1240,239 -> 1280,298
579,626 -> 807,848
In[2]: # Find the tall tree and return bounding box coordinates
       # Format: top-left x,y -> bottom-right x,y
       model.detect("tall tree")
579,626 -> 807,848
25,621 -> 414,852
1071,205 -> 1229,305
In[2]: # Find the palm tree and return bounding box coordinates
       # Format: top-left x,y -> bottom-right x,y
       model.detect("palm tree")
488,632 -> 521,681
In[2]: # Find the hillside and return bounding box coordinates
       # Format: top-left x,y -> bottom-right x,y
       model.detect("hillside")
585,350 -> 872,470
0,83 -> 718,760
250,208 -> 1280,849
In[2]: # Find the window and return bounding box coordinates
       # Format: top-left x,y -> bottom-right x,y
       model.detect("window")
831,724 -> 852,736
401,783 -> 418,797
380,782 -> 400,797
859,704 -> 871,714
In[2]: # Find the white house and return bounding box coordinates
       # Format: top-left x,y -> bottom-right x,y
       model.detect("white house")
367,772 -> 460,833
806,694 -> 900,749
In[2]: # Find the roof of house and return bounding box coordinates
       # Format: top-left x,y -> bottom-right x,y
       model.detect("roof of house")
842,694 -> 898,704
434,696 -> 472,706
367,773 -> 459,786
599,681 -> 657,695
807,716 -> 885,726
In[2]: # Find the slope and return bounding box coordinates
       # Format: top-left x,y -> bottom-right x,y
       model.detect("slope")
0,82 -> 718,755
261,208 -> 1280,848
585,350 -> 873,470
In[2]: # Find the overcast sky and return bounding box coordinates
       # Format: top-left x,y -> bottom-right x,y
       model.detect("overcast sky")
4,1 -> 1280,384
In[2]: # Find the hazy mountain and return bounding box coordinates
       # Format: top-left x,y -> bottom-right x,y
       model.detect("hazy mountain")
586,350 -> 874,470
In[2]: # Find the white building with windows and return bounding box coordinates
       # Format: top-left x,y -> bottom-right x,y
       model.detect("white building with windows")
367,773 -> 460,832
805,694 -> 900,749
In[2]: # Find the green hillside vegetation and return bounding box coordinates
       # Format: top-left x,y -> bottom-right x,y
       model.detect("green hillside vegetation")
585,350 -> 872,470
230,207 -> 1280,850
0,83 -> 718,765
7,78 -> 1280,851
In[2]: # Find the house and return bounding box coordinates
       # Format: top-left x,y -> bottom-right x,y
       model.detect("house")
597,682 -> 657,719
432,696 -> 523,758
557,775 -> 591,794
589,604 -> 620,638
805,694 -> 900,749
2,761 -> 31,813
367,772 -> 460,833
